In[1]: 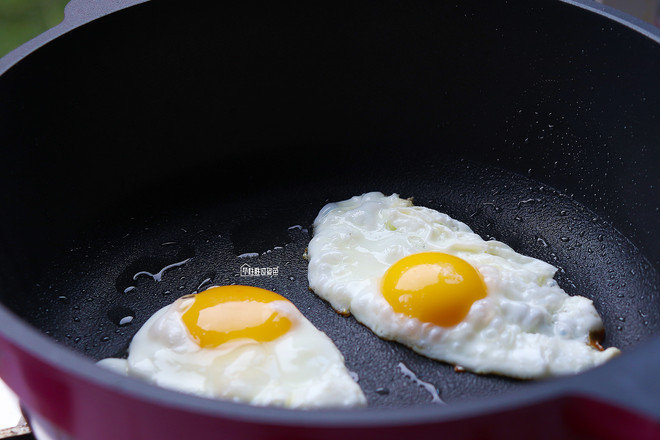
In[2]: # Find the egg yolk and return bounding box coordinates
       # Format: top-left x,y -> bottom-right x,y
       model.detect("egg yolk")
182,285 -> 292,348
382,252 -> 487,327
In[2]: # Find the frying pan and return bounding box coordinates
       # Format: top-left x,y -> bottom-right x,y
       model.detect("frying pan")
0,0 -> 659,438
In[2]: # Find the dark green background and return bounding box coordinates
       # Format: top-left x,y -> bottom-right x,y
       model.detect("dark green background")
0,0 -> 69,58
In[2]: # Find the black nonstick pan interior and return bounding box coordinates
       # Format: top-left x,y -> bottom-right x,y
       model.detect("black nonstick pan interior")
0,0 -> 659,413
4,157 -> 659,409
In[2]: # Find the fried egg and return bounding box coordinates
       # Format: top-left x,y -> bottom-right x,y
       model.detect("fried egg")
307,192 -> 620,379
98,285 -> 366,408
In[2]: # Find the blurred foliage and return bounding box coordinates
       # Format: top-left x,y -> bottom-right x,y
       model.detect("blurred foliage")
0,0 -> 69,57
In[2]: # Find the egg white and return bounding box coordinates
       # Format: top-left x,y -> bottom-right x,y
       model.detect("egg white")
98,292 -> 366,409
307,192 -> 620,379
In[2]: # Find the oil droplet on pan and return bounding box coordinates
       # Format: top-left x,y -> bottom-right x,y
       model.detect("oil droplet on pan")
108,306 -> 136,327
133,258 -> 191,282
237,253 -> 259,259
397,362 -> 445,404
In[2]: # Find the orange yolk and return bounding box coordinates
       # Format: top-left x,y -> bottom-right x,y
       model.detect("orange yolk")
382,252 -> 487,327
181,285 -> 292,348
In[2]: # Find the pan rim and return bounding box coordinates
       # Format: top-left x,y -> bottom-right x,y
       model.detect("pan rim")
561,0 -> 660,44
1,0 -> 660,78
